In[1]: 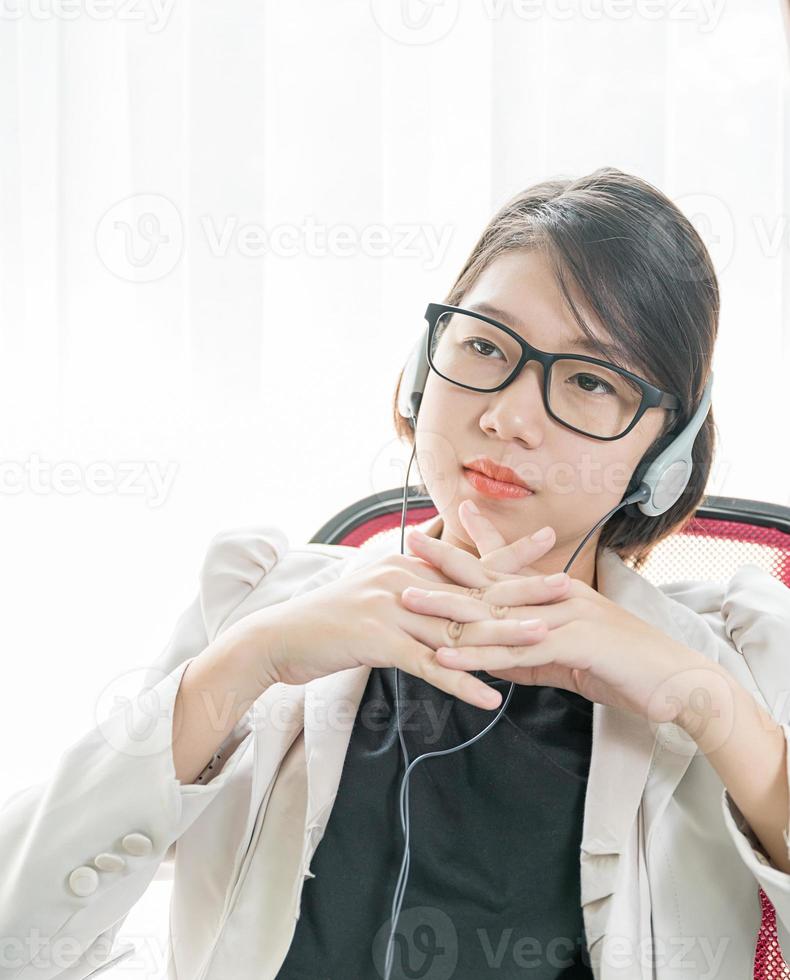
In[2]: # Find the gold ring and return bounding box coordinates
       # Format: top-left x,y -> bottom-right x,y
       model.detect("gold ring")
468,587 -> 485,600
490,604 -> 509,620
448,620 -> 465,640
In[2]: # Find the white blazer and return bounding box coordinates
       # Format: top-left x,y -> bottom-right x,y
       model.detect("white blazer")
2,512 -> 790,980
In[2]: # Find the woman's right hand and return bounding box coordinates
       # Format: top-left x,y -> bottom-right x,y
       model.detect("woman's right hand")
224,527 -> 570,710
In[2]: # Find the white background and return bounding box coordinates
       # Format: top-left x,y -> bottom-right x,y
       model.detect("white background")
1,0 -> 788,975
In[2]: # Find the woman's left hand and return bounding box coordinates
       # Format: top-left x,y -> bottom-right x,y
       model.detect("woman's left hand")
403,501 -> 710,725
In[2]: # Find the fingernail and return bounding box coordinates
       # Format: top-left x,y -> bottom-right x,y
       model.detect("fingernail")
464,499 -> 480,515
544,572 -> 568,586
404,587 -> 430,598
519,619 -> 543,631
531,526 -> 553,541
437,647 -> 458,657
409,530 -> 428,542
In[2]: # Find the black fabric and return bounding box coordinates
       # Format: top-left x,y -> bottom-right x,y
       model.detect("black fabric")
274,667 -> 595,980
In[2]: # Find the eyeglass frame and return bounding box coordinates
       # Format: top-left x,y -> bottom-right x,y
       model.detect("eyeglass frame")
424,302 -> 683,442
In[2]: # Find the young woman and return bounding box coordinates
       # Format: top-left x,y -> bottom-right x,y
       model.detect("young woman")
2,167 -> 789,980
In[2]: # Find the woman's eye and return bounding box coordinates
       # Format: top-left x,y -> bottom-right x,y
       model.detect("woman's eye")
571,373 -> 614,395
464,337 -> 503,359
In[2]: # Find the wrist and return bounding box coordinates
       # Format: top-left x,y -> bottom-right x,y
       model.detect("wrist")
671,657 -> 740,752
219,613 -> 282,701
206,628 -> 276,711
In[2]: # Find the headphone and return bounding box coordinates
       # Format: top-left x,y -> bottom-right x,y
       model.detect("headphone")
381,321 -> 713,979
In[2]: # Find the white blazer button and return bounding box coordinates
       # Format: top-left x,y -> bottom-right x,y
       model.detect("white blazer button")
69,866 -> 99,896
94,852 -> 126,872
121,833 -> 153,856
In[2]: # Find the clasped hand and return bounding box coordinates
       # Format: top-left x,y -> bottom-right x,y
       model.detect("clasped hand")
404,499 -> 708,723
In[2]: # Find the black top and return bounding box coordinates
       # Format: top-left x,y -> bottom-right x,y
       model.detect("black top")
274,666 -> 595,980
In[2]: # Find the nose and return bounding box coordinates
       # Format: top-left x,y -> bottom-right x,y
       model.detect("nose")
478,359 -> 546,445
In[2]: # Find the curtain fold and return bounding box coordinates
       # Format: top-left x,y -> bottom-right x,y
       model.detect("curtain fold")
0,1 -> 786,508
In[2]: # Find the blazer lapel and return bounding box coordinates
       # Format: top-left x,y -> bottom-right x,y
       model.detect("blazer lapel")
581,546 -> 723,977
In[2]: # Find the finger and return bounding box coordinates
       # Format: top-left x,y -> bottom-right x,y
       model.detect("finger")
487,662 -> 585,697
456,498 -> 507,556
406,528 -> 495,588
406,521 -> 558,586
483,525 -> 558,576
436,639 -> 556,672
410,519 -> 557,583
435,621 -> 576,672
403,607 -> 549,655
401,574 -> 571,623
486,572 -> 572,607
400,641 -> 504,710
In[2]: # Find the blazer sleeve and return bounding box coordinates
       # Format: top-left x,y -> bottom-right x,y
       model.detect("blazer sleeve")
0,524 -> 290,980
716,563 -> 790,962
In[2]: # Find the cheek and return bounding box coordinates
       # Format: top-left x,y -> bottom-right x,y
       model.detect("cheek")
418,379 -> 476,446
548,447 -> 634,500
414,423 -> 467,497
417,374 -> 457,426
592,445 -> 644,499
425,373 -> 469,410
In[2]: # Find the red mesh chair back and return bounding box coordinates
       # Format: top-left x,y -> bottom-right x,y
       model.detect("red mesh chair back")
311,491 -> 790,978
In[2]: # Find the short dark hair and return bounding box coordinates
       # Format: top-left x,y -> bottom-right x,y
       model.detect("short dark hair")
392,166 -> 719,571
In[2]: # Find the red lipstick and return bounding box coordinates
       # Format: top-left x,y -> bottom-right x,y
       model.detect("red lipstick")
462,457 -> 535,501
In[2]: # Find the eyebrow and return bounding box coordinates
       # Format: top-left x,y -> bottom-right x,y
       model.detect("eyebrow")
465,301 -> 625,364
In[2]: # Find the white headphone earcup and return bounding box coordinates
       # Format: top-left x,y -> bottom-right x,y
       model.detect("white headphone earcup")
638,457 -> 693,517
627,372 -> 713,518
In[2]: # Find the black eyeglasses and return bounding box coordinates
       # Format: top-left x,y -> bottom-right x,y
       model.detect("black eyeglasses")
425,302 -> 682,441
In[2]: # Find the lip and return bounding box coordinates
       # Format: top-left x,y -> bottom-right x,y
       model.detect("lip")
463,465 -> 535,501
463,457 -> 535,492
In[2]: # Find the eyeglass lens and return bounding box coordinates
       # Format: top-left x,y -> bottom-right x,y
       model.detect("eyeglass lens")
430,310 -> 643,439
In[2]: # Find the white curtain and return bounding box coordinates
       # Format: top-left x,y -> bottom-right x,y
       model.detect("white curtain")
1,1 -> 788,971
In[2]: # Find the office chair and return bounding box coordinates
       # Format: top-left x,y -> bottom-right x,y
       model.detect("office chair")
310,490 -> 790,979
